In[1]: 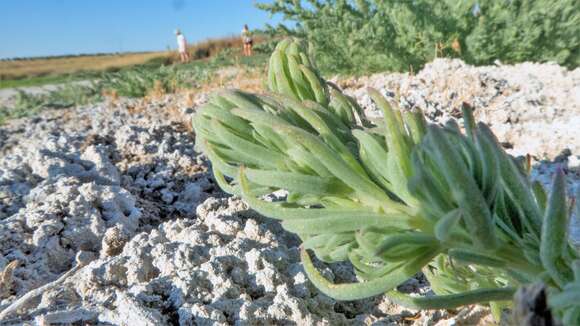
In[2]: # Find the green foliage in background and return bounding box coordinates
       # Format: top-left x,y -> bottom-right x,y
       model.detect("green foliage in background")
99,65 -> 191,98
193,38 -> 580,324
257,0 -> 580,73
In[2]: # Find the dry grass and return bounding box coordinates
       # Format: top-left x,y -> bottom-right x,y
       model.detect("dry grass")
187,35 -> 265,60
128,64 -> 265,135
0,35 -> 266,81
0,52 -> 170,80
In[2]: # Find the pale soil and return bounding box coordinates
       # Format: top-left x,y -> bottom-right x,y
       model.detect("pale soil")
0,59 -> 578,325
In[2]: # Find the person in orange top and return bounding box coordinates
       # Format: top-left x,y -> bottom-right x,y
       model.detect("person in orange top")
241,24 -> 253,56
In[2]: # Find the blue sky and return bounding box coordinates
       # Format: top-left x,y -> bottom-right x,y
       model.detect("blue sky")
0,0 -> 284,59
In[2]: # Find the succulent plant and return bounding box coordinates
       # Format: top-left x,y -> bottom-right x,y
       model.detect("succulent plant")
192,38 -> 580,324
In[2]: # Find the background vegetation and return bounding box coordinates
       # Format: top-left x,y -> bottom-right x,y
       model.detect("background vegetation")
257,0 -> 580,74
0,35 -> 269,89
0,52 -> 167,83
0,36 -> 271,125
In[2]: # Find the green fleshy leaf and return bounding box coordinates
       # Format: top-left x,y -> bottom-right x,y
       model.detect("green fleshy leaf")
424,126 -> 498,250
300,247 -> 437,301
386,287 -> 515,309
540,169 -> 572,287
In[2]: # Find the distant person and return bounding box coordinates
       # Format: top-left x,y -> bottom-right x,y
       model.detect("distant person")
241,24 -> 253,56
175,29 -> 190,63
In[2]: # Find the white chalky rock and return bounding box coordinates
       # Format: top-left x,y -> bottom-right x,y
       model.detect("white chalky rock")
0,62 -> 577,325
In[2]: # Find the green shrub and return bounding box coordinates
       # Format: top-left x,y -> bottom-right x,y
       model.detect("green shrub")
252,39 -> 279,54
257,0 -> 579,73
193,48 -> 211,60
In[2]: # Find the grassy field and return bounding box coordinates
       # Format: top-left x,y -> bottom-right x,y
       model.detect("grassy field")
0,41 -> 272,125
0,52 -> 169,80
0,34 -> 275,125
0,35 -> 267,89
0,73 -> 98,89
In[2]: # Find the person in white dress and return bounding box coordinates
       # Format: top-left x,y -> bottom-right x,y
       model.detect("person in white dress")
175,29 -> 190,63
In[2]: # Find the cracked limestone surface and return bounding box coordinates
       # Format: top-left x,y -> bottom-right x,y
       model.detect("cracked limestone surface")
0,94 -> 218,324
23,197 -> 472,325
0,60 -> 578,325
338,59 -> 579,159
